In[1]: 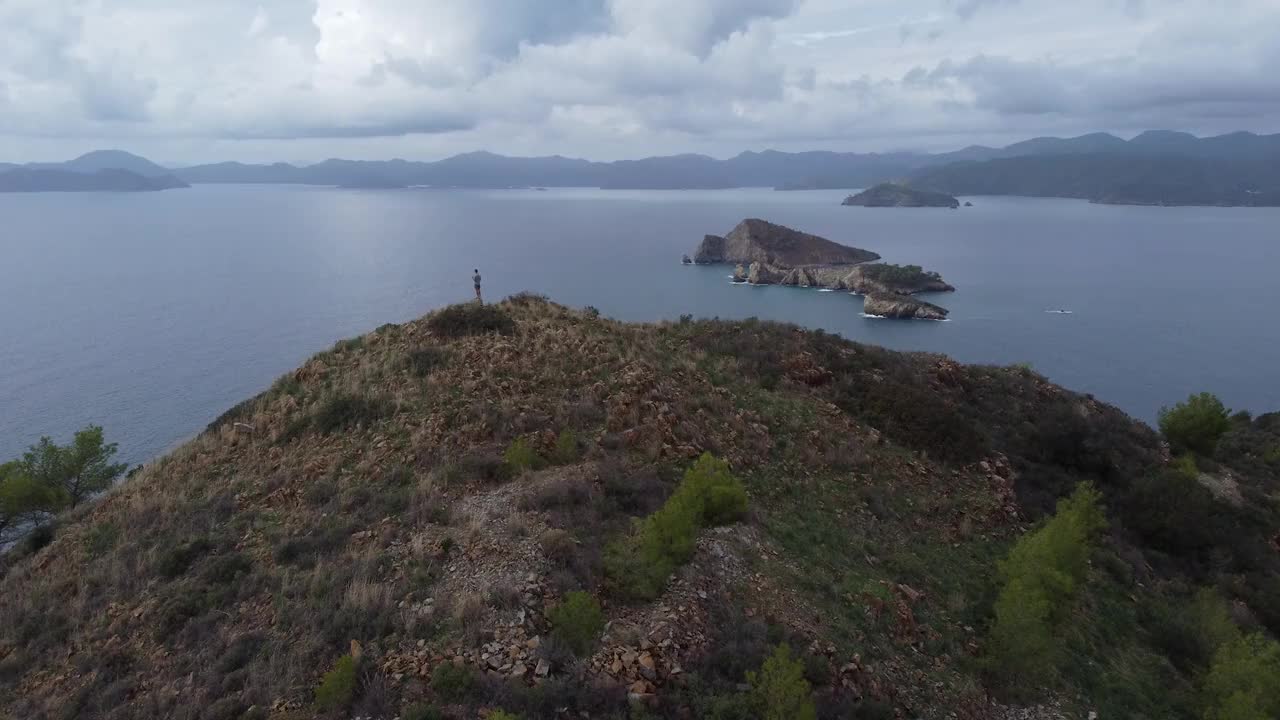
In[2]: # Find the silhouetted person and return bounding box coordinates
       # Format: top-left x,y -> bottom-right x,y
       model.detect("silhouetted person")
473,268 -> 482,303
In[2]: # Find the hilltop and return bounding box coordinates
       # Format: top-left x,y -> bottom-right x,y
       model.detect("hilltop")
1,296 -> 1277,719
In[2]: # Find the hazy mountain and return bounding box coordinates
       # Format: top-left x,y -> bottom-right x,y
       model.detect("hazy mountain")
8,130 -> 1279,200
28,150 -> 172,177
0,168 -> 188,192
910,152 -> 1280,206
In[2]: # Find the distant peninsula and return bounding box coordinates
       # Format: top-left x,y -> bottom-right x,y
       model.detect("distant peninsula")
0,168 -> 188,193
842,183 -> 960,208
692,219 -> 953,319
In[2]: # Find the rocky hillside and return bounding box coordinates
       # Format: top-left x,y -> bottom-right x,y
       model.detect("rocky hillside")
693,219 -> 880,267
2,296 -> 1277,720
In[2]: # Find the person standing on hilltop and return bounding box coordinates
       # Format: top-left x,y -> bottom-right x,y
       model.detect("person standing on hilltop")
473,268 -> 483,303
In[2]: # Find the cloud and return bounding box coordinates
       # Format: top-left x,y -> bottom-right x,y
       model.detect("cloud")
0,0 -> 1278,161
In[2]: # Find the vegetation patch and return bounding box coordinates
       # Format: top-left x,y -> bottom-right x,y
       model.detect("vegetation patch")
426,303 -> 515,338
605,453 -> 746,600
548,591 -> 605,656
315,654 -> 358,712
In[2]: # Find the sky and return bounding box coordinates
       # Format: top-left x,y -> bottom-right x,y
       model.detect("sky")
2,0 -> 1278,164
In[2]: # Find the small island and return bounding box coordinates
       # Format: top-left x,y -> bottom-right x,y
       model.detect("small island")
842,183 -> 960,208
862,292 -> 949,320
692,219 -> 955,319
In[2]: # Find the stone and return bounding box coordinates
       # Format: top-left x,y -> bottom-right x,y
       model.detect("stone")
535,659 -> 551,677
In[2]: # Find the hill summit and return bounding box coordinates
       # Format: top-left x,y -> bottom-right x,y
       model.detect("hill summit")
2,296 -> 1277,720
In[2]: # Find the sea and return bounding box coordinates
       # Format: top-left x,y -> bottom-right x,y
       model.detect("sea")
2,185 -> 1278,466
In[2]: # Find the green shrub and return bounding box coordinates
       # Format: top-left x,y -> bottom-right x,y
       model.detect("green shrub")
605,454 -> 746,600
1158,392 -> 1231,456
1149,588 -> 1240,671
314,654 -> 358,712
402,702 -> 444,720
84,522 -> 120,557
1203,633 -> 1280,720
311,393 -> 391,434
748,644 -> 816,720
1172,452 -> 1199,480
503,437 -> 541,476
427,303 -> 515,338
430,661 -> 476,702
157,537 -> 213,578
1119,468 -> 1224,555
407,346 -> 450,377
550,430 -> 579,465
488,710 -> 519,720
548,591 -> 605,656
986,482 -> 1106,695
680,453 -> 748,526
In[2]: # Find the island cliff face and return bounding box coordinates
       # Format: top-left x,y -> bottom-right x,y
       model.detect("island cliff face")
842,183 -> 960,208
693,219 -> 880,267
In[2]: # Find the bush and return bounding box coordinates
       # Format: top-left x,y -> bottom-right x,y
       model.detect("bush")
605,453 -> 746,600
311,393 -> 391,435
85,522 -> 120,557
1203,633 -> 1280,720
488,710 -> 519,720
407,346 -> 450,377
427,303 -> 515,338
157,537 -> 213,578
1158,392 -> 1231,456
986,483 -> 1106,695
550,430 -> 579,465
548,591 -> 605,656
1118,468 -> 1224,556
315,654 -> 358,712
430,662 -> 476,702
748,644 -> 817,720
503,438 -> 541,476
680,454 -> 748,526
402,703 -> 444,720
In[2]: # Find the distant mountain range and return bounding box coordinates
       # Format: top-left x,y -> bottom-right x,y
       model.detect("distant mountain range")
0,167 -> 187,193
5,131 -> 1279,204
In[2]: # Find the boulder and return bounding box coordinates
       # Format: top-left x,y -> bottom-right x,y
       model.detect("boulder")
681,254 -> 692,265
862,292 -> 949,320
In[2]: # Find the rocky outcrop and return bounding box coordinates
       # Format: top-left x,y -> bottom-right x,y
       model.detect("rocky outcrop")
681,254 -> 692,265
843,264 -> 956,295
862,292 -> 949,320
693,219 -> 879,267
843,183 -> 960,208
693,234 -> 727,264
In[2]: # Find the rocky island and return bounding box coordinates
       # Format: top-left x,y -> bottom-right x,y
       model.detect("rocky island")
693,219 -> 954,319
862,292 -> 949,320
842,183 -> 960,208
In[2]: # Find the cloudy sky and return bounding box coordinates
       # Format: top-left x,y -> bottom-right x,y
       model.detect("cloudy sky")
3,0 -> 1278,164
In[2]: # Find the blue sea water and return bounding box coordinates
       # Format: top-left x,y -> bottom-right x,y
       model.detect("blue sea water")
2,185 -> 1278,466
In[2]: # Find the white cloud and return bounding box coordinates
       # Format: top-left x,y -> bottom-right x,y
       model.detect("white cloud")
0,0 -> 1277,162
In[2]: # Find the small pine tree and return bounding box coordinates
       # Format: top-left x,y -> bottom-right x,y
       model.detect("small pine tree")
986,482 -> 1106,694
1158,392 -> 1231,456
548,591 -> 605,656
1203,633 -> 1280,720
748,644 -> 817,720
314,654 -> 357,711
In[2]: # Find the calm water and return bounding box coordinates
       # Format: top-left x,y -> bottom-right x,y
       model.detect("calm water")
3,185 -> 1279,466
